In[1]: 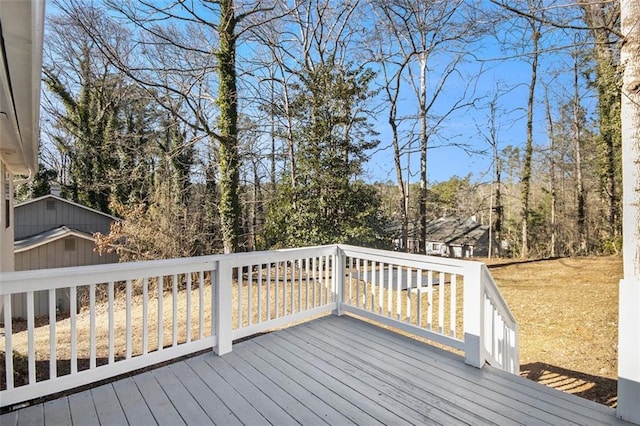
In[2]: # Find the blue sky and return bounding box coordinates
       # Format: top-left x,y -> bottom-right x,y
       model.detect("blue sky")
43,1 -> 594,188
362,18 -> 595,186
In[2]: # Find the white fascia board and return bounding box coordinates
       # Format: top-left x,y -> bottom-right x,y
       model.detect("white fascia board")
0,0 -> 46,175
14,226 -> 96,253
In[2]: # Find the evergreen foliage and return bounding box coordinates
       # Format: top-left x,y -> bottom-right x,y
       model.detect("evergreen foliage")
264,61 -> 387,248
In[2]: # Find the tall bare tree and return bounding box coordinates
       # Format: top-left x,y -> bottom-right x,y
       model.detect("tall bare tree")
371,0 -> 482,253
571,46 -> 587,253
544,89 -> 557,257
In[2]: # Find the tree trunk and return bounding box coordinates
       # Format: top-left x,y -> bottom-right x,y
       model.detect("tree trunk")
390,103 -> 409,252
544,90 -> 557,258
580,2 -> 622,240
573,55 -> 587,254
495,157 -> 503,258
521,25 -> 539,259
419,53 -> 428,255
217,0 -> 241,254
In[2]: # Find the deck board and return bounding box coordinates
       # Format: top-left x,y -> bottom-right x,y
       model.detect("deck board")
239,339 -> 379,425
185,356 -> 268,425
166,361 -> 242,426
255,335 -> 412,425
132,370 -> 185,426
110,377 -> 155,426
90,383 -> 129,425
271,330 -> 459,425
42,397 -> 71,425
220,351 -> 329,425
16,404 -> 43,425
2,314 -> 629,425
329,316 -> 620,425
309,316 -> 566,424
67,388 -> 99,425
284,321 -> 512,425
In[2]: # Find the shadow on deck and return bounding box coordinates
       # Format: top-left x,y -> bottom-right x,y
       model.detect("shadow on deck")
521,362 -> 618,408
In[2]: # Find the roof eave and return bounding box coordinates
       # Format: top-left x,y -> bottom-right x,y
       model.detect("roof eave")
0,0 -> 46,175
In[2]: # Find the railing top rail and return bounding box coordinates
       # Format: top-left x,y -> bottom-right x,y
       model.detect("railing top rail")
0,255 -> 220,294
0,245 -> 340,294
338,244 -> 478,273
220,244 -> 337,267
480,264 -> 517,325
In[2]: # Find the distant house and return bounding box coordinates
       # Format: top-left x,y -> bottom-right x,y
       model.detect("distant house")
10,194 -> 119,318
424,217 -> 492,258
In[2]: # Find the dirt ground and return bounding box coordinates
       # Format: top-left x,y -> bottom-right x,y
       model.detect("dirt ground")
485,255 -> 621,407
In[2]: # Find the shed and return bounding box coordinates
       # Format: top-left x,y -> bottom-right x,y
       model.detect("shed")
9,195 -> 119,318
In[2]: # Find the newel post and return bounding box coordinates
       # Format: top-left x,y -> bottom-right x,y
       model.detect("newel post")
332,246 -> 344,316
463,262 -> 484,368
215,259 -> 233,355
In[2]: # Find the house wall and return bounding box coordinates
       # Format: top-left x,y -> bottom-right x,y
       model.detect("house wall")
473,232 -> 490,258
11,235 -> 118,318
15,236 -> 118,271
14,197 -> 113,239
0,163 -> 15,272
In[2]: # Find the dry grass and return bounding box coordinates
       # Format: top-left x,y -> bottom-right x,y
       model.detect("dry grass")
486,255 -> 621,407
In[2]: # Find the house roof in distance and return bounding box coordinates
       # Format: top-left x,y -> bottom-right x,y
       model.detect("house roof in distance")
425,217 -> 488,246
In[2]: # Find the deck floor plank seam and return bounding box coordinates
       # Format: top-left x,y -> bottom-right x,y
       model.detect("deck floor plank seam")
152,364 -> 216,425
111,377 -> 156,426
269,330 -> 449,425
277,325 -> 487,425
90,383 -> 129,425
220,349 -> 333,425
67,386 -> 99,426
307,317 -> 567,425
251,336 -> 409,424
253,335 -> 415,425
201,354 -> 299,425
185,355 -> 268,425
240,339 -> 383,426
166,361 -> 243,426
42,396 -> 72,426
16,403 -> 43,425
0,409 -> 18,426
330,315 -> 623,425
232,344 -> 356,425
131,370 -> 186,426
284,320 -> 517,425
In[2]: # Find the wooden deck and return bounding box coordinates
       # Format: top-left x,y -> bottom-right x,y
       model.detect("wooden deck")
1,315 -> 628,425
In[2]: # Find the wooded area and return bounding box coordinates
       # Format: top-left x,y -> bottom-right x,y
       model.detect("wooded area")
23,0 -> 628,259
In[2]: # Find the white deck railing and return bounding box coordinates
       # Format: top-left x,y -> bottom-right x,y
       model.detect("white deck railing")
0,244 -> 518,408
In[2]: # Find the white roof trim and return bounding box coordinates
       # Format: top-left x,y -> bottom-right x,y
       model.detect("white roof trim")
14,225 -> 97,253
0,0 -> 46,175
16,194 -> 120,221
